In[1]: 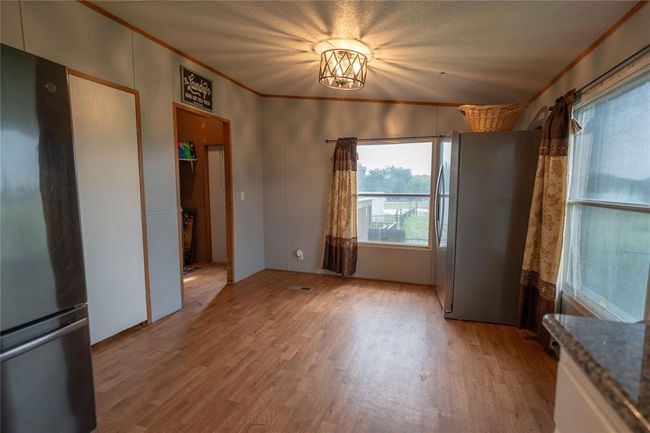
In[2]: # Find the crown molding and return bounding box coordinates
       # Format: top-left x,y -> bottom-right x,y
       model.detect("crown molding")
77,0 -> 261,96
528,0 -> 648,104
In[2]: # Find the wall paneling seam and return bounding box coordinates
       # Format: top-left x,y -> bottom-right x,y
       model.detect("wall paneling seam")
17,0 -> 25,51
283,103 -> 289,269
130,30 -> 136,89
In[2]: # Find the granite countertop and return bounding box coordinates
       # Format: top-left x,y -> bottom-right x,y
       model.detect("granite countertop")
544,314 -> 650,433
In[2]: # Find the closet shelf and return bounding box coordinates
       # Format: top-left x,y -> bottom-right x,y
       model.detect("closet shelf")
179,158 -> 197,172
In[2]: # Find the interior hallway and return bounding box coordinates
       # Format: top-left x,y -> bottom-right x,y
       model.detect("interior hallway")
91,270 -> 556,433
182,263 -> 229,306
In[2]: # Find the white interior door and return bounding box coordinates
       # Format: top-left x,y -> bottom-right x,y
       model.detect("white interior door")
69,75 -> 147,344
208,146 -> 227,263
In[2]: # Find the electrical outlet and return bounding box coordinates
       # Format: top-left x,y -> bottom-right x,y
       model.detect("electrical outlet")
240,191 -> 245,200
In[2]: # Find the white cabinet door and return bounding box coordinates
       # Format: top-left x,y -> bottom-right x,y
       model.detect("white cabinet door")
554,351 -> 632,433
69,75 -> 147,344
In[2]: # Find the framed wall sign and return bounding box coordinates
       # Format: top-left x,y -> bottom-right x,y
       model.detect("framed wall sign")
181,66 -> 213,112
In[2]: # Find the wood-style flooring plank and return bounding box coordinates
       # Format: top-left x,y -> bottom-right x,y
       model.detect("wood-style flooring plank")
92,265 -> 556,433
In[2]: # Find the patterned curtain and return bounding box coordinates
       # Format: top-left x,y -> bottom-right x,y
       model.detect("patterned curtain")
518,90 -> 576,346
323,137 -> 358,276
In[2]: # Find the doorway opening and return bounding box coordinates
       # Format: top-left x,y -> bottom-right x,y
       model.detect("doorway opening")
173,103 -> 234,304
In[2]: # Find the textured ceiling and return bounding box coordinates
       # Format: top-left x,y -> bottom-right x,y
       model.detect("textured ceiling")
97,1 -> 635,104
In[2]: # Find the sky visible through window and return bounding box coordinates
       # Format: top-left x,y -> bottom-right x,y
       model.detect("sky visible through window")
357,142 -> 432,176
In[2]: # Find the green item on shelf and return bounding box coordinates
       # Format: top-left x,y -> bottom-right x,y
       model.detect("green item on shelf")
177,140 -> 197,160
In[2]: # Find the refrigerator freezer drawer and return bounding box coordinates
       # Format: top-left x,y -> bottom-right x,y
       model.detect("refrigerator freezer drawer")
1,311 -> 96,433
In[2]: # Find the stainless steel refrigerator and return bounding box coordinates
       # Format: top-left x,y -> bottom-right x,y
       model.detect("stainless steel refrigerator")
434,130 -> 541,325
1,44 -> 97,433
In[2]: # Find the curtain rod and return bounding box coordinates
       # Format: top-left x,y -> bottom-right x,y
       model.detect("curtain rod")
325,135 -> 447,144
576,44 -> 649,96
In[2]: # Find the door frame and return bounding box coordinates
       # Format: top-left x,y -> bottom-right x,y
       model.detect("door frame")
172,102 -> 234,299
67,68 -> 152,324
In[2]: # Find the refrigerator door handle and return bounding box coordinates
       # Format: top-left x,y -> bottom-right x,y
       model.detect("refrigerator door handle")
0,318 -> 88,362
434,163 -> 444,246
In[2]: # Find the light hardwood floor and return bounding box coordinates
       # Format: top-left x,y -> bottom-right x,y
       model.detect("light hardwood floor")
92,266 -> 557,433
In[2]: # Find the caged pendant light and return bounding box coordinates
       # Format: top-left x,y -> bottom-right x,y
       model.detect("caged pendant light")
318,49 -> 368,90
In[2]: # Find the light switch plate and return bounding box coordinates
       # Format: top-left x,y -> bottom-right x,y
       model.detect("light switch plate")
240,191 -> 245,200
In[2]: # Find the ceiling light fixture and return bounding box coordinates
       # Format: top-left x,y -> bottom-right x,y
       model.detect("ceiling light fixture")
319,49 -> 368,90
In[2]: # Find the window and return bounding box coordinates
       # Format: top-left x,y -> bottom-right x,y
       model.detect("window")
562,63 -> 650,322
357,140 -> 433,247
